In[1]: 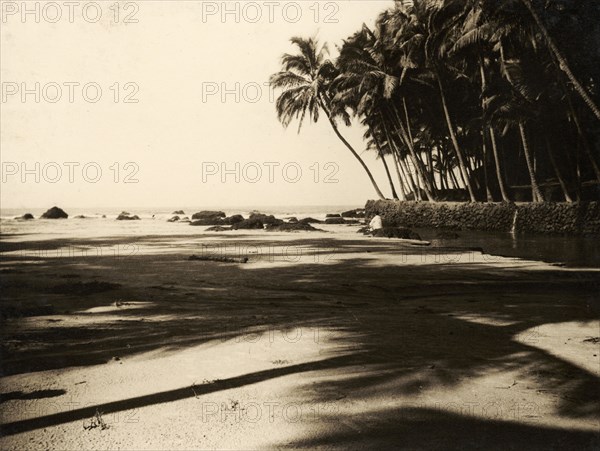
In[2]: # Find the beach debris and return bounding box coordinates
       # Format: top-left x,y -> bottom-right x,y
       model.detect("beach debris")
583,337 -> 599,344
495,380 -> 518,389
83,409 -> 109,431
188,255 -> 248,263
191,381 -> 201,398
271,359 -> 291,365
41,206 -> 68,219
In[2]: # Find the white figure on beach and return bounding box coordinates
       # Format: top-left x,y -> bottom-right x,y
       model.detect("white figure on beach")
369,215 -> 383,231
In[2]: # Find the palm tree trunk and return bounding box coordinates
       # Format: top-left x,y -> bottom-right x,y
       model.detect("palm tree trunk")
401,156 -> 420,200
449,165 -> 460,190
521,0 -> 600,121
318,96 -> 385,199
518,122 -> 544,202
435,74 -> 477,201
481,130 -> 494,201
386,126 -> 418,200
565,93 -> 600,182
382,108 -> 428,200
489,126 -> 511,201
391,151 -> 407,200
371,125 -> 399,200
327,115 -> 386,200
478,55 -> 509,202
387,104 -> 437,201
403,98 -> 437,191
545,137 -> 573,202
389,133 -> 419,200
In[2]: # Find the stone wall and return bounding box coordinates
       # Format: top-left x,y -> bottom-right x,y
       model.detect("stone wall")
364,201 -> 600,235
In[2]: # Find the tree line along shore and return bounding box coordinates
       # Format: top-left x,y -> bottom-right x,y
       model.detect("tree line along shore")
270,0 -> 600,203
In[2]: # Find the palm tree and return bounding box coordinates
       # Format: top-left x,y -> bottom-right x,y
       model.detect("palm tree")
269,37 -> 386,200
386,0 -> 478,201
333,23 -> 437,201
519,0 -> 600,121
451,3 -> 511,201
271,1 -> 599,203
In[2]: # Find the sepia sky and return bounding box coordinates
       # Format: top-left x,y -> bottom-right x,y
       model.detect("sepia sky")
1,1 -> 394,209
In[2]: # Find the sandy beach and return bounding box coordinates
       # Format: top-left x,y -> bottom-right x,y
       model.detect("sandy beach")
1,224 -> 598,449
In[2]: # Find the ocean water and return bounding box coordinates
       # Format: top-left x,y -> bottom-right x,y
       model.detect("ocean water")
0,205 -> 361,241
1,205 -> 598,267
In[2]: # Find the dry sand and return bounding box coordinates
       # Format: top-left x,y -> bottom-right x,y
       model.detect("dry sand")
0,226 -> 599,449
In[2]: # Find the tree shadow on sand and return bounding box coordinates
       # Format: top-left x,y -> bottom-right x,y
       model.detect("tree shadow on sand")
0,235 -> 599,446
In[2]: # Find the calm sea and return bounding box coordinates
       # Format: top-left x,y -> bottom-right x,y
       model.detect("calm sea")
1,205 -> 599,268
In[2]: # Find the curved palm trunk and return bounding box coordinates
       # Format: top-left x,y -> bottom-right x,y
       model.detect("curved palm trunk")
325,117 -> 385,200
481,130 -> 494,201
489,126 -> 511,201
521,0 -> 600,121
479,56 -> 509,201
400,156 -> 421,200
382,155 -> 400,200
436,74 -> 477,202
399,152 -> 420,200
391,151 -> 408,200
565,93 -> 600,182
318,96 -> 385,200
387,104 -> 437,201
384,124 -> 419,200
403,98 -> 437,192
518,122 -> 544,202
545,137 -> 573,202
371,126 -> 399,200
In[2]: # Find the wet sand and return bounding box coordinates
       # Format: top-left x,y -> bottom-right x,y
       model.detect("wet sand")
0,226 -> 599,449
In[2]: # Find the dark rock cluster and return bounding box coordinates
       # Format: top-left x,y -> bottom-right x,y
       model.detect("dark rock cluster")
41,206 -> 68,219
14,213 -> 34,220
116,212 -> 140,220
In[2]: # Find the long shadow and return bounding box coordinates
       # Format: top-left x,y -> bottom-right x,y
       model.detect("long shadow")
0,354 -> 357,437
0,390 -> 66,403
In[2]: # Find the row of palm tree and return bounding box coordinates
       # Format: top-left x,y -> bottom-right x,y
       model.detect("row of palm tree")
270,0 -> 600,202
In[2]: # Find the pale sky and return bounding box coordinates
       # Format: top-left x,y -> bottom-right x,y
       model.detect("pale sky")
1,0 -> 394,209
